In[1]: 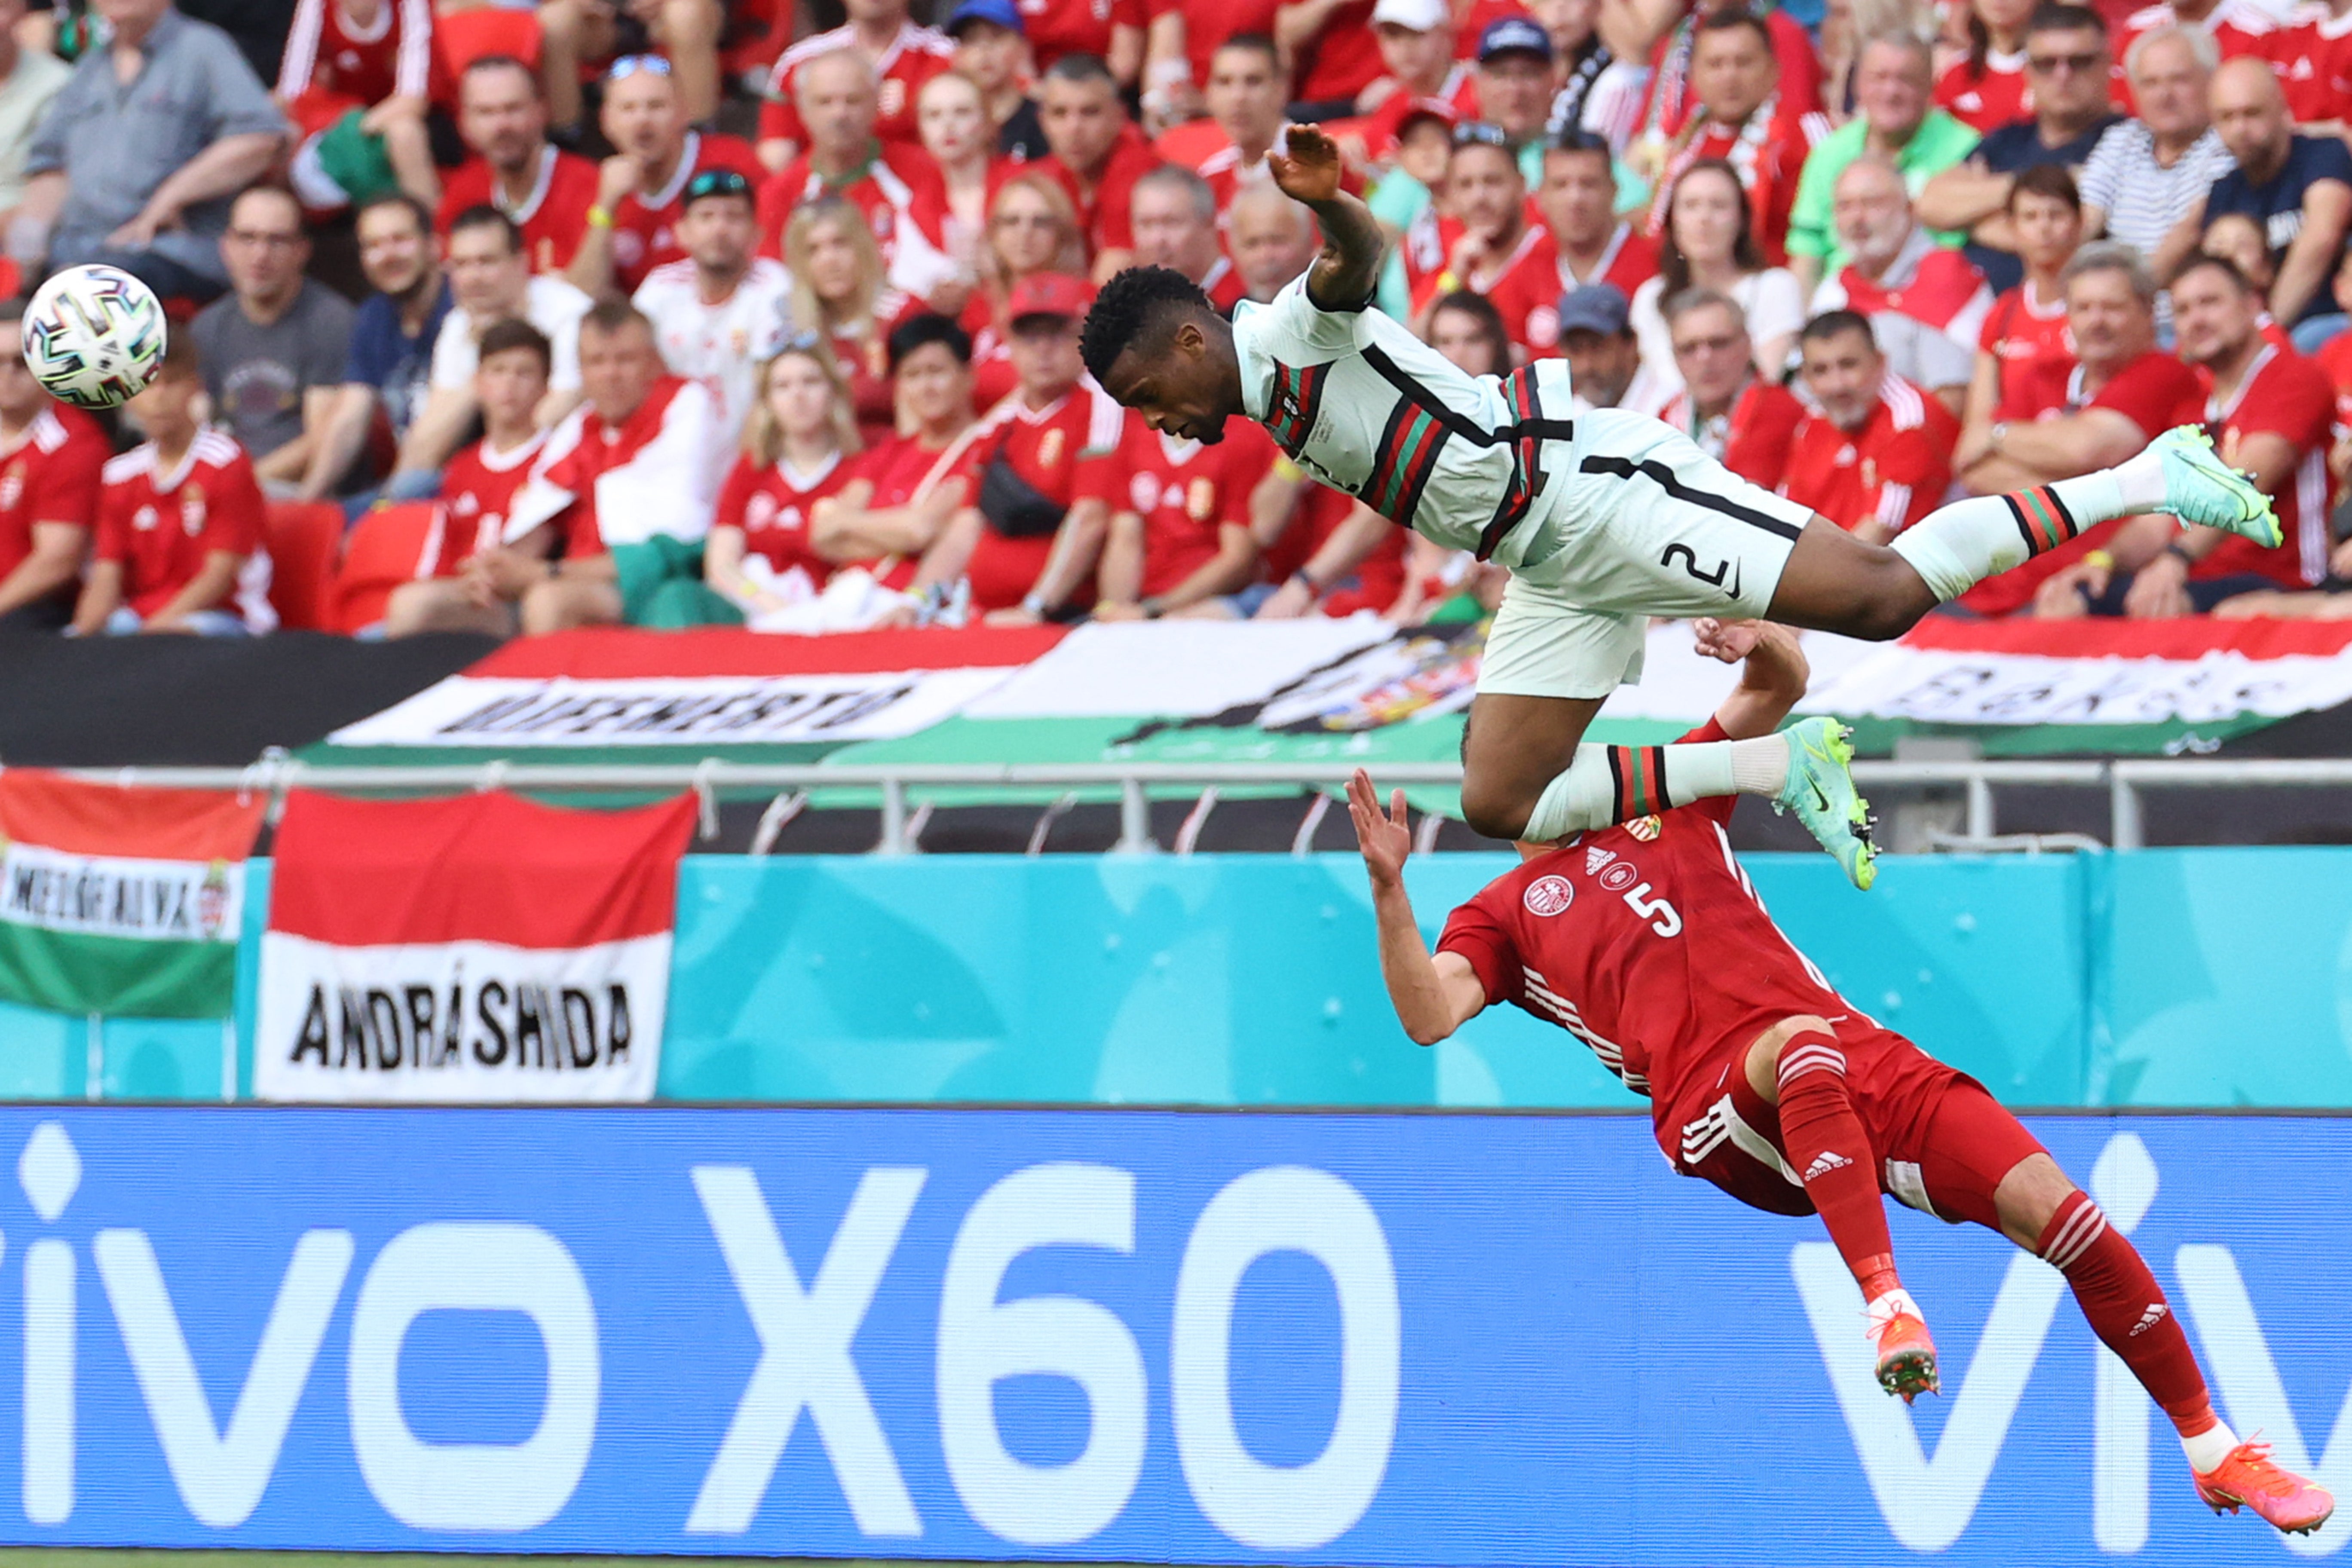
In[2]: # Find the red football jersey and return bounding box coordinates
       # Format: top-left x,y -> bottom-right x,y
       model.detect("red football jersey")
2117,0 -> 2278,65
1980,280 -> 2077,420
1146,0 -> 1282,92
1824,243 -> 1992,341
756,144 -> 937,267
277,0 -> 437,130
0,405 -> 107,582
1525,225 -> 1662,355
954,382 -> 1127,610
609,132 -> 765,294
2269,2 -> 2352,122
1041,129 -> 1162,259
1932,52 -> 2030,133
1406,219 -> 1557,344
1654,379 -> 1806,488
1638,12 -> 1823,142
1962,349 -> 2206,616
93,431 -> 264,618
431,431 -> 548,575
1017,0 -> 1147,73
1437,720 -> 1858,1130
760,22 -> 957,150
855,426 -> 989,588
1290,0 -> 1382,102
714,448 -> 869,584
1116,419 -> 1276,597
2199,346 -> 2337,588
437,149 -> 600,273
1645,106 -> 1829,268
1779,377 -> 1960,536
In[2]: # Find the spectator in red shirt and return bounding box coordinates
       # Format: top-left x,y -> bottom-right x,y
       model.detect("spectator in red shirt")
568,56 -> 761,298
1814,153 -> 1991,408
1647,11 -> 1826,268
275,0 -> 437,209
2077,255 -> 2337,615
699,342 -> 871,626
1409,127 -> 1553,344
1937,0 -> 2037,133
1961,163 -> 2084,467
1039,53 -> 1163,279
813,313 -> 984,596
909,69 -> 1006,313
1022,0 -> 1145,83
1280,0 -> 1382,114
781,196 -> 906,446
437,57 -> 600,274
72,336 -> 266,637
1956,240 -> 2204,615
909,273 -> 1124,619
965,172 -> 1089,404
1131,166 -> 1249,312
1782,310 -> 1961,542
1651,286 -> 1806,486
1139,0 -> 1282,135
1095,409 -> 1274,618
0,303 -> 106,631
1227,178 -> 1322,303
382,318 -> 554,637
760,0 -> 956,171
1195,35 -> 1291,216
756,49 -> 939,288
536,0 -> 723,132
1527,129 -> 1660,353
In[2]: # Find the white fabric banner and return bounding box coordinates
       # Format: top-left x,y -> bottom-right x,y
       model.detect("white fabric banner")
965,618 -> 1394,719
252,932 -> 669,1103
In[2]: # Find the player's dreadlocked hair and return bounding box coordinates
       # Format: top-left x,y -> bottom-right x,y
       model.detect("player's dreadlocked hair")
1080,266 -> 1213,386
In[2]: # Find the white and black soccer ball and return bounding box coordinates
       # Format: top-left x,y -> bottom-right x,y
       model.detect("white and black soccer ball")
21,264 -> 168,410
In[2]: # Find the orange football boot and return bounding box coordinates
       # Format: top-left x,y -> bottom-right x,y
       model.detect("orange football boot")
2195,1439 -> 2336,1536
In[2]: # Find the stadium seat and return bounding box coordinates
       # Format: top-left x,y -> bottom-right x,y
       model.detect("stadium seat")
435,7 -> 542,84
333,502 -> 444,634
262,502 -> 344,633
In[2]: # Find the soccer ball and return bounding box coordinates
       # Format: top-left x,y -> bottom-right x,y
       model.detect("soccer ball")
21,264 -> 168,410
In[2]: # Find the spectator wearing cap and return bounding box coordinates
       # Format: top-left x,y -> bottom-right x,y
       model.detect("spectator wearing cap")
297,193 -> 450,504
406,206 -> 592,478
535,0 -> 723,135
1523,128 -> 1660,352
2156,58 -> 2352,345
1651,287 -> 1805,486
812,312 -> 983,598
1405,125 -> 1556,347
1559,283 -> 1667,411
1228,179 -> 1321,302
1955,241 -> 2203,617
945,0 -> 1048,161
1196,36 -> 1295,217
1781,310 -> 1958,543
494,299 -> 728,634
274,0 -> 438,212
1918,3 -> 2122,296
1788,33 -> 1981,294
1357,0 -> 1470,138
1813,153 -> 1990,409
755,49 -> 938,295
1471,17 -> 1558,185
1631,158 -> 1804,391
1133,166 -> 1249,313
1276,0 -> 1382,117
1038,53 -> 1163,281
782,195 -> 907,445
435,57 -> 600,275
633,170 -> 793,441
189,184 -> 356,494
1645,11 -> 1827,269
382,319 -> 557,637
569,56 -> 763,299
758,0 -> 955,172
906,272 -> 1124,622
1612,0 -> 1824,162
17,0 -> 287,302
1959,163 -> 2085,472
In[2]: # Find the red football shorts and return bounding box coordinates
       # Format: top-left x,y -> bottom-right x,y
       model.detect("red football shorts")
1659,1020 -> 2049,1230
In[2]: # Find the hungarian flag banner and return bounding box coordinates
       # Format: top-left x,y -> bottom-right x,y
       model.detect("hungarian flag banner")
253,788 -> 696,1103
0,771 -> 265,1017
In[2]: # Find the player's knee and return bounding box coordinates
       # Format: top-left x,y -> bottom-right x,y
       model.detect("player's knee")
1746,1015 -> 1838,1102
1458,773 -> 1534,844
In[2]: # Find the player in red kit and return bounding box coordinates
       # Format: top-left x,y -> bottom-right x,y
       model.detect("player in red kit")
1350,618 -> 2337,1542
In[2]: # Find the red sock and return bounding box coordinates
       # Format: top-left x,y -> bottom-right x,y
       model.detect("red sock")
1776,1032 -> 1900,1302
2038,1189 -> 2217,1437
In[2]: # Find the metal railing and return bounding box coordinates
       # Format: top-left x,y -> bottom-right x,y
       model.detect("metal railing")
28,752 -> 2352,854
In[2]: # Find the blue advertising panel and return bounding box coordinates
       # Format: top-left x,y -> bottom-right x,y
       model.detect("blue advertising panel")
0,1105 -> 2340,1565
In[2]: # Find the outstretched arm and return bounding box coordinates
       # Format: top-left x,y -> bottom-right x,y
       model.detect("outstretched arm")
1347,769 -> 1488,1045
1694,618 -> 1810,738
1268,124 -> 1388,312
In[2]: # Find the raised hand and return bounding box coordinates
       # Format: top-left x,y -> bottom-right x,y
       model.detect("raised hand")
1268,124 -> 1346,206
1347,768 -> 1412,885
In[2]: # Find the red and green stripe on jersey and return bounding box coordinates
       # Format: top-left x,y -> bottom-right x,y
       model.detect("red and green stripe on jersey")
1360,398 -> 1450,525
2001,484 -> 2081,557
1267,360 -> 1331,457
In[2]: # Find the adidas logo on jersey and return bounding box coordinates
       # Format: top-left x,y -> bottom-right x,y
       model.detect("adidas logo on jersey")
2129,1302 -> 2171,1336
1585,846 -> 1616,875
1803,1151 -> 1854,1181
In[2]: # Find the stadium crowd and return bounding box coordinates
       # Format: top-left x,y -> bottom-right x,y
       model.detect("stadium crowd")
0,0 -> 2350,635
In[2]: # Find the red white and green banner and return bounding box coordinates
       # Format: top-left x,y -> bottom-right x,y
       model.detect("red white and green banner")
253,788 -> 696,1104
0,770 -> 265,1017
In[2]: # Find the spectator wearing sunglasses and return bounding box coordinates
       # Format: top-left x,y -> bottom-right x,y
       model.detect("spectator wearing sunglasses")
634,169 -> 793,441
568,54 -> 761,298
1918,3 -> 2122,295
1403,124 -> 1556,349
535,0 -> 723,133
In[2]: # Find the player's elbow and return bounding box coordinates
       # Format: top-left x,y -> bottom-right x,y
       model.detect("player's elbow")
1402,1012 -> 1454,1047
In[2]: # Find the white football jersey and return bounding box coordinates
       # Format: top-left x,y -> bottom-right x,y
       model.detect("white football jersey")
634,258 -> 795,441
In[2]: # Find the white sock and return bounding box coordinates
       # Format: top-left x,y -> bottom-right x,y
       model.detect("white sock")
1891,470 -> 2144,603
1866,1286 -> 1923,1325
1519,738 -> 1787,840
2183,1417 -> 2242,1475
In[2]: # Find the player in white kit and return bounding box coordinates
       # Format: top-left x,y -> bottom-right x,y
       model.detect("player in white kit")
1078,126 -> 2283,889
